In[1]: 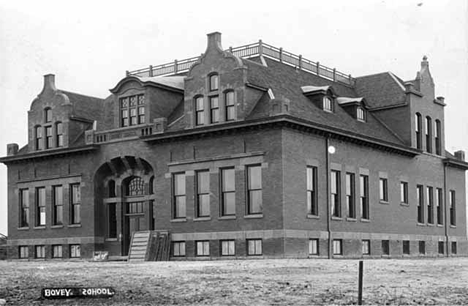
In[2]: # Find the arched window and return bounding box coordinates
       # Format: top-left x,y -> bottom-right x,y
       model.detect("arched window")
323,96 -> 333,112
435,119 -> 442,155
45,108 -> 52,123
357,107 -> 365,122
149,176 -> 154,194
126,176 -> 145,196
56,122 -> 63,147
35,126 -> 43,150
225,91 -> 235,121
108,180 -> 116,197
209,74 -> 219,91
195,96 -> 204,126
415,113 -> 422,149
425,116 -> 432,153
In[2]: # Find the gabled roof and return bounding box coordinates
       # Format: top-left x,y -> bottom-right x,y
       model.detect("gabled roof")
354,72 -> 406,109
243,57 -> 405,146
136,76 -> 185,91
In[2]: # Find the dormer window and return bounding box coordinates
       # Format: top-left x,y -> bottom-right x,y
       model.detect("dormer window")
45,108 -> 52,123
120,94 -> 145,127
323,96 -> 333,112
357,107 -> 366,122
209,74 -> 219,91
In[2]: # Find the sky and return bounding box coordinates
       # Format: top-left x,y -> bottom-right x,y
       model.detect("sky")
0,0 -> 467,235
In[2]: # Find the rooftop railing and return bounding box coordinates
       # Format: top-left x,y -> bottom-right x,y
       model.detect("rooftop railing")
127,40 -> 355,87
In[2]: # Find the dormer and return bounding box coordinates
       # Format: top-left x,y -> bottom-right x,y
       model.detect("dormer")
337,97 -> 367,122
301,86 -> 337,113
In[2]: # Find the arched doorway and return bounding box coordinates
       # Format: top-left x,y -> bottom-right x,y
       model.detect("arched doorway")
94,156 -> 155,256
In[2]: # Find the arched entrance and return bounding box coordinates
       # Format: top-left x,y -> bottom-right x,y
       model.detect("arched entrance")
95,156 -> 155,256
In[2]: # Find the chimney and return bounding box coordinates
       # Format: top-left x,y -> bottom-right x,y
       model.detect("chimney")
7,143 -> 19,156
436,96 -> 445,104
43,74 -> 57,91
404,82 -> 415,92
207,32 -> 222,51
454,150 -> 465,161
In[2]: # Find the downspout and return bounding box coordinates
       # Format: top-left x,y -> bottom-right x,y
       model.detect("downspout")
444,163 -> 449,257
326,135 -> 332,259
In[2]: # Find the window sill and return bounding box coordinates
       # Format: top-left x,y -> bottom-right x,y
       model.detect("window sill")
417,223 -> 426,227
450,225 -> 457,228
244,214 -> 263,219
171,218 -> 187,223
346,218 -> 357,222
427,223 -> 435,227
17,227 -> 29,231
360,218 -> 370,223
105,238 -> 118,242
68,224 -> 82,228
194,217 -> 211,222
33,226 -> 46,230
247,255 -> 264,258
307,214 -> 319,219
219,216 -> 236,220
331,216 -> 342,221
379,200 -> 389,205
51,225 -> 64,229
400,202 -> 409,207
437,224 -> 444,227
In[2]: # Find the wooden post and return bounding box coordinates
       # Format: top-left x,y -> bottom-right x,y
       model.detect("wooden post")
358,260 -> 364,305
258,39 -> 263,57
279,47 -> 283,62
333,68 -> 336,81
316,62 -> 320,75
126,70 -> 130,77
298,55 -> 302,69
149,65 -> 153,77
174,60 -> 178,74
229,46 -> 233,53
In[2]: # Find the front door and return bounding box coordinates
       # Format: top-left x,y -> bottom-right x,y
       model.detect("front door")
123,201 -> 146,256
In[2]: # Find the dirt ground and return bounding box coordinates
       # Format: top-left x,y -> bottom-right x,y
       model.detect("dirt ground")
0,257 -> 468,305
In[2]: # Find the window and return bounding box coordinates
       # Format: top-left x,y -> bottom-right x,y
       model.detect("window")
247,239 -> 262,256
415,113 -> 422,149
435,120 -> 441,155
225,91 -> 235,121
173,242 -> 186,257
382,240 -> 390,255
19,189 -> 29,227
438,241 -> 444,255
452,242 -> 457,255
45,126 -> 53,149
379,178 -> 388,202
247,165 -> 262,215
425,116 -> 432,153
45,108 -> 52,123
35,245 -> 45,259
70,245 -> 81,258
196,241 -> 210,256
346,173 -> 355,218
220,240 -> 235,256
331,170 -> 341,217
427,186 -> 433,224
449,190 -> 456,226
360,175 -> 369,219
419,241 -> 425,255
403,240 -> 410,255
195,96 -> 204,126
53,185 -> 63,226
323,96 -> 332,112
307,166 -> 318,216
400,182 -> 408,204
196,170 -> 210,218
19,246 -> 29,259
209,74 -> 219,91
417,185 -> 424,223
36,187 -> 46,226
56,122 -> 63,147
436,188 -> 443,225
333,239 -> 342,255
35,126 -> 43,150
108,180 -> 116,198
108,203 -> 117,238
362,240 -> 370,255
120,95 -> 145,127
70,184 -> 81,225
173,173 -> 186,219
52,245 -> 62,258
309,239 -> 319,255
127,202 -> 144,214
357,107 -> 365,121
221,168 -> 235,216
210,96 -> 219,123
127,176 -> 144,196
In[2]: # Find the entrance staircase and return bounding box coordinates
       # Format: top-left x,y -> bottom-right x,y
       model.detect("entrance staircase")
127,231 -> 171,262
